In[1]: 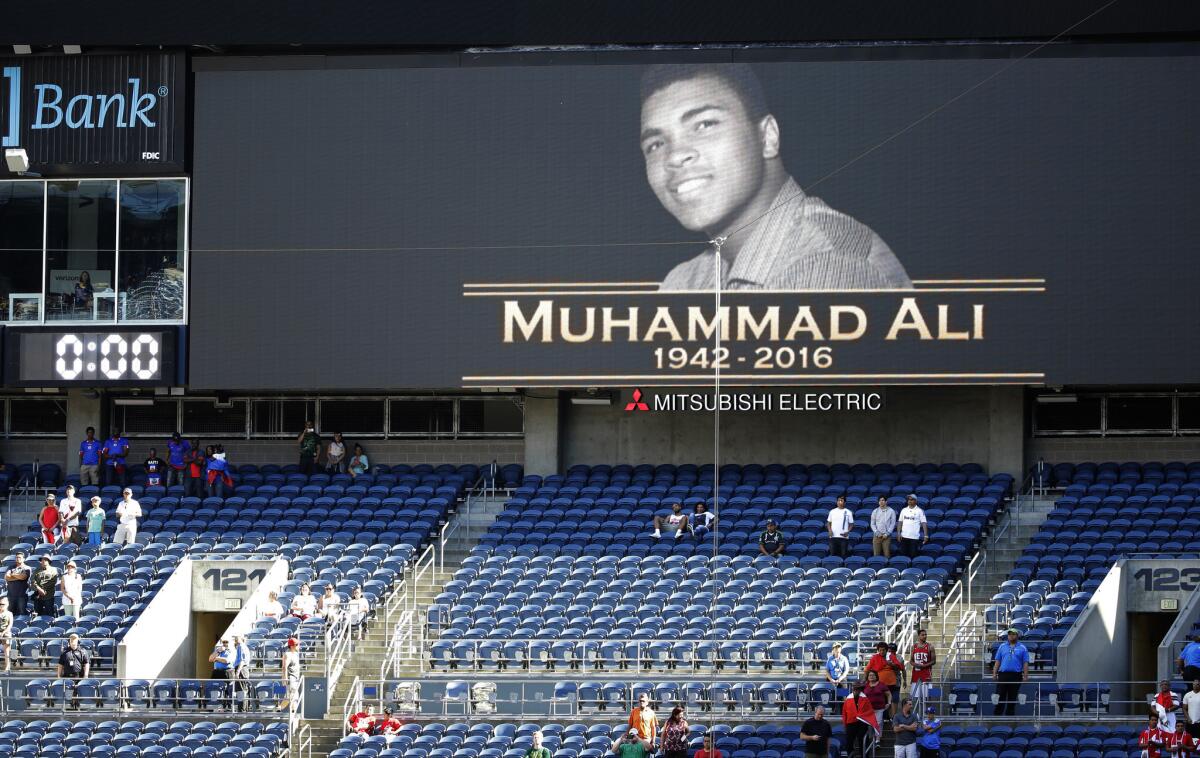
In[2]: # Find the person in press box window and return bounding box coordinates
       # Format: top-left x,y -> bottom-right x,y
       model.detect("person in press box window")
827,496 -> 854,558
640,63 -> 911,291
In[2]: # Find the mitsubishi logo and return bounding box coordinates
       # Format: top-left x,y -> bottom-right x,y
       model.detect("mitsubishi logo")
624,388 -> 650,412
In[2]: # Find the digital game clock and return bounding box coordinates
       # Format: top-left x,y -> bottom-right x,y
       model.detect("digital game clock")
3,328 -> 180,387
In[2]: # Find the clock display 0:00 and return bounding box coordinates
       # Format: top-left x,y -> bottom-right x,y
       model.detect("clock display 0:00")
54,334 -> 161,380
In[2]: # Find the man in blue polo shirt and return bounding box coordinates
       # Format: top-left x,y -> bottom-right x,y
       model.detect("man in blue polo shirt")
208,637 -> 235,709
992,628 -> 1029,716
78,427 -> 103,486
1178,634 -> 1200,683
101,429 -> 130,488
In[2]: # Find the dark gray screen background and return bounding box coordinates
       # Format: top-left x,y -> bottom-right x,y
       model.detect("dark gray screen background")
190,54 -> 1200,389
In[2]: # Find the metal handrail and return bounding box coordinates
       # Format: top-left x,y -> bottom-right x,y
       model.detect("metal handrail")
341,676 -> 365,737
6,675 -> 295,716
324,613 -> 353,695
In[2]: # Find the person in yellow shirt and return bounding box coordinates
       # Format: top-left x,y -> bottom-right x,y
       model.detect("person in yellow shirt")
628,692 -> 659,748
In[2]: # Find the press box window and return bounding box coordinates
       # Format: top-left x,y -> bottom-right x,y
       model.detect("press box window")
320,399 -> 386,435
389,400 -> 453,436
459,399 -> 523,435
114,399 -> 178,436
1106,396 -> 1172,432
8,398 -> 68,435
183,399 -> 248,436
1033,396 -> 1102,433
1180,396 -> 1200,432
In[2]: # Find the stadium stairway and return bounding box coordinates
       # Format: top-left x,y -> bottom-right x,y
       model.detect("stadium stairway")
1,487 -> 52,547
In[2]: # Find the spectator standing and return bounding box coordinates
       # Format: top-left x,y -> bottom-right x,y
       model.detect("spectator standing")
345,586 -> 371,640
348,444 -> 370,478
101,429 -> 130,488
318,585 -> 341,621
85,497 -> 106,546
58,485 -> 83,546
827,497 -> 854,558
1141,714 -> 1165,758
842,681 -> 879,758
695,734 -> 723,758
297,421 -> 321,476
39,494 -> 61,545
800,704 -> 833,757
915,707 -> 942,758
652,502 -> 690,540
114,488 -> 142,545
865,641 -> 901,711
1183,680 -> 1200,741
0,598 -> 11,671
325,432 -> 347,475
208,637 -> 235,709
660,706 -> 689,758
4,553 -> 30,617
55,633 -> 91,708
1166,720 -> 1196,758
1156,680 -> 1182,732
886,642 -> 906,715
144,448 -> 165,488
282,637 -> 301,708
896,495 -> 928,558
60,560 -> 82,617
184,440 -> 206,498
863,669 -> 892,731
205,445 -> 231,498
870,496 -> 896,558
291,583 -> 317,620
72,271 -> 94,313
826,643 -> 851,688
1180,635 -> 1200,683
166,433 -> 190,488
78,427 -> 103,486
992,628 -> 1029,716
759,519 -> 786,558
233,634 -> 253,712
612,729 -> 652,758
691,502 -> 717,540
31,555 -> 58,617
261,591 -> 285,620
909,628 -> 936,709
892,698 -> 919,758
525,730 -> 553,758
628,691 -> 658,747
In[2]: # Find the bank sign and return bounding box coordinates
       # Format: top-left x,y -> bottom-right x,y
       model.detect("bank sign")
1,52 -> 184,174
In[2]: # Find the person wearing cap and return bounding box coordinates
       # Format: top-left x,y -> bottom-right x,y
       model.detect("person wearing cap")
800,704 -> 833,756
85,497 -> 106,546
896,495 -> 928,559
282,637 -> 302,709
60,560 -> 83,618
759,519 -> 787,558
208,637 -> 236,709
56,632 -> 91,708
58,485 -> 83,546
31,555 -> 59,617
870,496 -> 896,558
4,553 -> 30,618
915,706 -> 942,758
992,628 -> 1029,716
0,598 -> 12,672
1180,635 -> 1200,684
613,728 -> 652,758
842,680 -> 879,758
114,488 -> 142,545
892,697 -> 920,758
826,642 -> 851,688
39,494 -> 61,545
827,496 -> 854,559
627,691 -> 658,747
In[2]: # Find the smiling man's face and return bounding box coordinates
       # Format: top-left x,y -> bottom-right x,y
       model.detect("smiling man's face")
640,74 -> 775,236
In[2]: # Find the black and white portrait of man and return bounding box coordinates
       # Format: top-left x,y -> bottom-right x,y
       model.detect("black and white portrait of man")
640,63 -> 911,291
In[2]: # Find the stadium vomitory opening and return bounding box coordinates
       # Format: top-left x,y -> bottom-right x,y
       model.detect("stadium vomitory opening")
2,2 -> 1200,756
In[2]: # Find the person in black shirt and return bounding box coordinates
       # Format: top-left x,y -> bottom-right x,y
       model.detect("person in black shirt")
759,520 -> 786,558
4,553 -> 30,617
144,449 -> 165,488
56,633 -> 91,708
800,705 -> 833,756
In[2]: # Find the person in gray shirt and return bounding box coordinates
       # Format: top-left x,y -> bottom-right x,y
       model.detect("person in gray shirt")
870,496 -> 897,558
639,63 -> 911,292
892,697 -> 920,758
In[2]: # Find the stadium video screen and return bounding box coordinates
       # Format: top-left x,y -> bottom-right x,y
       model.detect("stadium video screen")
190,49 -> 1200,389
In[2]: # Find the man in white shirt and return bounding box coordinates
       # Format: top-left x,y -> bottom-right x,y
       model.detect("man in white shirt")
345,586 -> 372,640
826,496 -> 854,558
1183,679 -> 1200,740
896,495 -> 928,558
58,485 -> 83,546
651,502 -> 690,540
113,488 -> 142,545
870,496 -> 896,558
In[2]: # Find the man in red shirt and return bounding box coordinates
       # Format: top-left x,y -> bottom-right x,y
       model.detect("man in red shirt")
910,629 -> 936,710
347,704 -> 377,734
1166,720 -> 1197,758
694,733 -> 723,758
1143,713 -> 1167,758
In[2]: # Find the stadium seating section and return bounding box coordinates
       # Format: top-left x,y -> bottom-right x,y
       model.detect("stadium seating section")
990,461 -> 1200,670
0,718 -> 289,757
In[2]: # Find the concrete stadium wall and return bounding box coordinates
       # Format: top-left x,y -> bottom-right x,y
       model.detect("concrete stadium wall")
543,386 -> 1027,478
